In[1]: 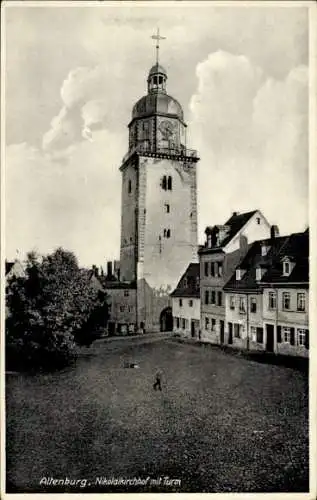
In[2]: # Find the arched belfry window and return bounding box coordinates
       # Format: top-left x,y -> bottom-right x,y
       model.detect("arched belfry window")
128,179 -> 132,194
167,176 -> 172,190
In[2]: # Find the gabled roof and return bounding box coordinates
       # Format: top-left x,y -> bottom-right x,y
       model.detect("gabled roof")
261,231 -> 309,287
223,236 -> 289,292
170,263 -> 200,298
199,210 -> 258,254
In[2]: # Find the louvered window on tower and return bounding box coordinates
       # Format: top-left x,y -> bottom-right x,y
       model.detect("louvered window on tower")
163,229 -> 171,238
162,175 -> 167,190
167,176 -> 172,190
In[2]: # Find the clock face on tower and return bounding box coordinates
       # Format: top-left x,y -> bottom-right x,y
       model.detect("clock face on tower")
159,120 -> 176,140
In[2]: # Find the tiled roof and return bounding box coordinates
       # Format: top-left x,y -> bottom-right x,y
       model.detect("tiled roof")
223,236 -> 288,292
100,276 -> 137,290
199,210 -> 257,254
224,231 -> 309,292
260,231 -> 309,286
170,263 -> 200,298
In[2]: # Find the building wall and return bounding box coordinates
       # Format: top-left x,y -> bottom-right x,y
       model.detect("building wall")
200,248 -> 245,343
119,161 -> 138,281
172,296 -> 200,338
137,278 -> 171,332
262,287 -> 309,357
225,292 -> 265,351
105,288 -> 137,335
138,155 -> 198,293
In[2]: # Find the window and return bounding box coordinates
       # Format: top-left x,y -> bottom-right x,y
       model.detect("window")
236,269 -> 241,281
182,318 -> 186,329
217,291 -> 222,306
207,234 -> 212,248
282,292 -> 291,310
158,76 -> 163,84
256,268 -> 263,281
124,290 -> 129,297
239,297 -> 246,314
229,296 -> 235,310
204,262 -> 209,276
167,176 -> 172,190
165,203 -> 170,213
251,326 -> 257,342
250,297 -> 257,313
268,291 -> 276,309
218,263 -> 223,277
153,76 -> 158,85
120,306 -> 125,312
297,293 -> 305,312
176,317 -> 180,328
283,261 -> 291,276
256,217 -> 261,224
234,323 -> 240,338
205,317 -> 209,330
162,175 -> 167,190
210,262 -> 215,276
163,229 -> 171,238
211,318 -> 216,331
297,328 -> 307,346
189,299 -> 193,307
204,290 -> 209,305
256,327 -> 263,343
282,326 -> 291,343
211,290 -> 216,305
128,179 -> 132,194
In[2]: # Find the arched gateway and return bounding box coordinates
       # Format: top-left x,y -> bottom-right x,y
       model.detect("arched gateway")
160,307 -> 173,332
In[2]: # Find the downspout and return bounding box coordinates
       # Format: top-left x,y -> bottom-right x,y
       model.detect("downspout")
275,286 -> 278,354
246,293 -> 250,351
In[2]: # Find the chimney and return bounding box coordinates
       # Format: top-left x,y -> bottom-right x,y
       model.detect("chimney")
107,261 -> 113,278
91,265 -> 98,277
270,225 -> 279,240
232,211 -> 239,217
239,234 -> 248,255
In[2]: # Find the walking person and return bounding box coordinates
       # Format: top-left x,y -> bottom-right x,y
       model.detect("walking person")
153,370 -> 162,391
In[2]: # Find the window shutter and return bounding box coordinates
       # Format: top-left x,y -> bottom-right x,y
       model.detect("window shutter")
277,326 -> 282,343
305,330 -> 309,349
290,327 -> 295,346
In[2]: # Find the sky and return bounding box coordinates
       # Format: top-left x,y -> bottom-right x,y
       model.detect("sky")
4,2 -> 310,267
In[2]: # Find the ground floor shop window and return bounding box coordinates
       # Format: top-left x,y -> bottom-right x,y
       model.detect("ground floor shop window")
211,318 -> 216,331
205,316 -> 209,330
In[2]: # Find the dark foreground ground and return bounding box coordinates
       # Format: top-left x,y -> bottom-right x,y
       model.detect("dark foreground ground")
6,334 -> 309,493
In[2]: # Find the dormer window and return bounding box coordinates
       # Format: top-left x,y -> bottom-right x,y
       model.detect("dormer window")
256,267 -> 264,281
236,269 -> 242,281
282,257 -> 294,276
261,244 -> 270,257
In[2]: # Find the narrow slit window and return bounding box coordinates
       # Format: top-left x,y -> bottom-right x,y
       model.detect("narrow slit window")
167,176 -> 172,190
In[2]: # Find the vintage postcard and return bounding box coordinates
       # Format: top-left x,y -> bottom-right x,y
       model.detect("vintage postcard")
1,1 -> 316,498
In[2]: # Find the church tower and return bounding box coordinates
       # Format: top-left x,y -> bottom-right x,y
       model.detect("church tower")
119,31 -> 199,331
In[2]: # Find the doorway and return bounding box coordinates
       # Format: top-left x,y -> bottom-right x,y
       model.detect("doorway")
266,324 -> 274,352
228,322 -> 233,344
160,307 -> 173,332
220,320 -> 225,344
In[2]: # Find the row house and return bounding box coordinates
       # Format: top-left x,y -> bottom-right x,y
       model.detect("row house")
223,232 -> 286,350
223,230 -> 309,357
260,230 -> 309,357
171,263 -> 200,338
198,210 -> 272,344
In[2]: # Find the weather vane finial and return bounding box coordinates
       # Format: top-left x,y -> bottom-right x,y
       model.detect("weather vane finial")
151,28 -> 166,65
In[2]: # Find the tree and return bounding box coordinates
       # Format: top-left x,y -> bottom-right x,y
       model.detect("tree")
6,248 -> 108,371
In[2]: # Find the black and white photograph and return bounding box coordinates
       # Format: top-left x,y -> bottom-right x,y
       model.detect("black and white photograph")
2,0 -> 316,496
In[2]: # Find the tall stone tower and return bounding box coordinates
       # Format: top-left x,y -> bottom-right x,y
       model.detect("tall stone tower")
119,39 -> 199,331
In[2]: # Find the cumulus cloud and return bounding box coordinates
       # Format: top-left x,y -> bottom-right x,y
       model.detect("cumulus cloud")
189,51 -> 308,239
6,131 -> 124,266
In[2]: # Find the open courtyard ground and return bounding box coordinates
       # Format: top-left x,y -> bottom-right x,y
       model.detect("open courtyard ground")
6,334 -> 309,493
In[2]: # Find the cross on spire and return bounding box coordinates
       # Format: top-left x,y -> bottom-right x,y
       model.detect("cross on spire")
151,28 -> 166,65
